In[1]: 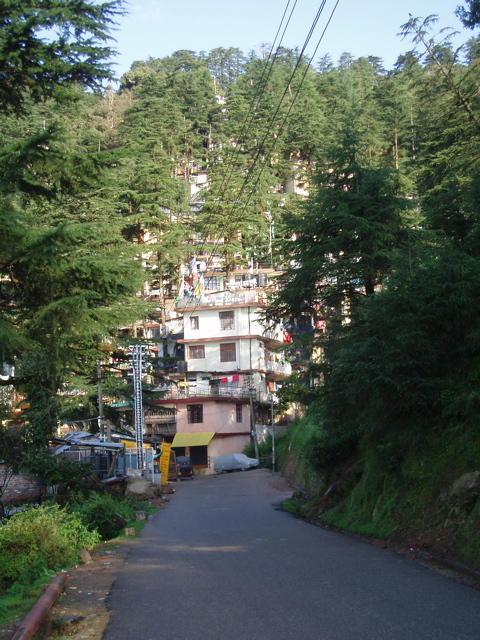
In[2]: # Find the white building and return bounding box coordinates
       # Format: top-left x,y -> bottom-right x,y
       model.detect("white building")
149,290 -> 291,474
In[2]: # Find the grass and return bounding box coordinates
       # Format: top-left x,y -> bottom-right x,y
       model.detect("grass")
0,575 -> 55,627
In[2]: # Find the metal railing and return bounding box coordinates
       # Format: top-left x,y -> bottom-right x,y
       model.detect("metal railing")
176,290 -> 270,309
156,384 -> 255,400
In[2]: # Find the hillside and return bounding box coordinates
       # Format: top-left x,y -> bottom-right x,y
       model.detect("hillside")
278,418 -> 480,573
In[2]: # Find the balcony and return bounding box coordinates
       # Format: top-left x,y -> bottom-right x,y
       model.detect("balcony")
258,356 -> 292,379
266,360 -> 292,377
176,290 -> 269,309
153,384 -> 256,402
163,361 -> 188,374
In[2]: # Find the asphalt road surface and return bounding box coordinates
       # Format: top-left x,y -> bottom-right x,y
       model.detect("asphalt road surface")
104,469 -> 480,640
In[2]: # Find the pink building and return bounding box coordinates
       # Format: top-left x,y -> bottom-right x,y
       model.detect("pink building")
146,290 -> 291,474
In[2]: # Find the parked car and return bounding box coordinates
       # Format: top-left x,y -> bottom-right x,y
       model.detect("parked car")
176,455 -> 194,479
214,453 -> 259,473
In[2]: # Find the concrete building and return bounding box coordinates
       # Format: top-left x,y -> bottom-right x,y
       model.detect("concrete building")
147,289 -> 291,474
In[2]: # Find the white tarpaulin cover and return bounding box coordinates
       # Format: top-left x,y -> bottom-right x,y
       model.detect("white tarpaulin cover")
214,453 -> 259,473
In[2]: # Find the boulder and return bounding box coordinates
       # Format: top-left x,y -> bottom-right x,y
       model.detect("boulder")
450,471 -> 480,497
125,476 -> 160,499
79,549 -> 92,564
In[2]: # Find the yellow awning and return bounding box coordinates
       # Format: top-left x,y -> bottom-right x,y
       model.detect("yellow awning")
172,432 -> 215,447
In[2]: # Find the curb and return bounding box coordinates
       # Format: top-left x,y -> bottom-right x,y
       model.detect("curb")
11,572 -> 68,640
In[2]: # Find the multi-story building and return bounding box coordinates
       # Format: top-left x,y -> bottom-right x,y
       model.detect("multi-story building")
147,288 -> 291,474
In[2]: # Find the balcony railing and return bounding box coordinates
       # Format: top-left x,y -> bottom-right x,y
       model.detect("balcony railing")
152,384 -> 256,401
176,290 -> 269,309
266,360 -> 292,376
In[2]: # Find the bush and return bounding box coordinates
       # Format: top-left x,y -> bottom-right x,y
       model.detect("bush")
0,504 -> 100,591
69,492 -> 135,541
307,427 -> 357,470
243,435 -> 275,467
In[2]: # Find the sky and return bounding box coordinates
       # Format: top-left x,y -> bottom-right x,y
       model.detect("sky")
110,0 -> 476,79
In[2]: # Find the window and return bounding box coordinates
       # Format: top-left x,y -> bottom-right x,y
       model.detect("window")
236,404 -> 242,423
205,276 -> 221,291
187,404 -> 203,423
190,316 -> 199,330
220,342 -> 236,362
190,445 -> 208,466
219,310 -> 234,330
188,345 -> 205,359
149,325 -> 161,338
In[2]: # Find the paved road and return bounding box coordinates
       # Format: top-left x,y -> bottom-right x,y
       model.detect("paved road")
104,469 -> 480,640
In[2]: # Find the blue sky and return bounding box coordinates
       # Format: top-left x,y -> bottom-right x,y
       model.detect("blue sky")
111,0 -> 475,79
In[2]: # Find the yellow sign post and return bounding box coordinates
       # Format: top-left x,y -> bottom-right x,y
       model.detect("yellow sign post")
159,442 -> 171,486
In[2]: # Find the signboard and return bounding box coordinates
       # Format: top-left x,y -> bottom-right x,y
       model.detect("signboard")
159,442 -> 172,486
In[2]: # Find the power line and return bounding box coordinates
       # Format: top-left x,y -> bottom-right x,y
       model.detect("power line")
175,1 -> 341,321
201,1 -> 336,266
191,0 -> 299,261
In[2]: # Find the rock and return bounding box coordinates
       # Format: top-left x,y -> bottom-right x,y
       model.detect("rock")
125,476 -> 161,499
450,471 -> 480,497
79,549 -> 92,564
162,484 -> 175,494
134,510 -> 147,521
124,527 -> 136,536
114,514 -> 128,529
52,615 -> 85,631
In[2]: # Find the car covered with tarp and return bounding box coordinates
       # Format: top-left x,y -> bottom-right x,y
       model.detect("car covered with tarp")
214,453 -> 259,473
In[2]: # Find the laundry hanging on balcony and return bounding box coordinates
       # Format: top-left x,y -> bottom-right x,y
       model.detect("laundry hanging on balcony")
219,374 -> 240,383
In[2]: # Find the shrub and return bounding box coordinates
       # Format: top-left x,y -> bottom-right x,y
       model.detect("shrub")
306,427 -> 357,470
70,492 -> 135,541
0,504 -> 100,590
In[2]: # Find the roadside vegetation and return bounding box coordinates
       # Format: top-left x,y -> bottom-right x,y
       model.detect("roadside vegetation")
0,494 -> 159,628
277,416 -> 480,571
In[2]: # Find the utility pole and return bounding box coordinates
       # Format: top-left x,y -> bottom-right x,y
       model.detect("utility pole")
129,344 -> 146,471
269,394 -> 275,473
97,361 -> 105,439
249,391 -> 259,460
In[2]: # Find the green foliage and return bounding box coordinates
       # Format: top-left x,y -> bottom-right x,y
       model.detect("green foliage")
457,0 -> 480,28
280,413 -> 480,568
0,504 -> 100,591
0,0 -> 124,115
69,492 -> 135,541
0,1 -> 151,460
0,575 -> 51,626
314,245 -> 480,444
21,454 -> 94,494
281,496 -> 305,518
242,433 -> 282,468
307,426 -> 357,470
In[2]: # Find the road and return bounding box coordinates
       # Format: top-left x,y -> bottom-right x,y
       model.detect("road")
104,469 -> 480,640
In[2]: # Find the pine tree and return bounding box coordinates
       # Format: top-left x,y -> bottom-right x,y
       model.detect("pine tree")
270,57 -> 414,321
0,0 -> 123,115
0,0 -> 150,465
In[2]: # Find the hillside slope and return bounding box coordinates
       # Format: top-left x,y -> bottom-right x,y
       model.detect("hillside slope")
279,420 -> 480,572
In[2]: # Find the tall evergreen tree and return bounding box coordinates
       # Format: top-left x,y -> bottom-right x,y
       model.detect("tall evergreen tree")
0,0 -> 149,465
270,57 -> 414,321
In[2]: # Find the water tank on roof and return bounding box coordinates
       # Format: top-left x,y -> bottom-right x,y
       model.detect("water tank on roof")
258,273 -> 267,287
